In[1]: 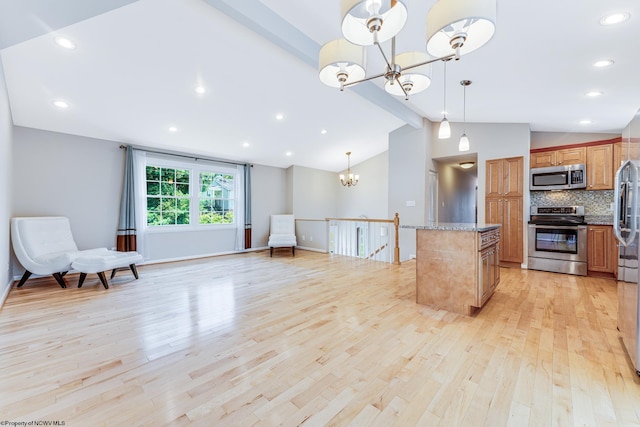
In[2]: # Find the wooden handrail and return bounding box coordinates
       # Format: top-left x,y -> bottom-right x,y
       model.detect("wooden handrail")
325,217 -> 394,224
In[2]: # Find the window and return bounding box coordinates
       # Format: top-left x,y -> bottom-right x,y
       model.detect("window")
145,159 -> 237,228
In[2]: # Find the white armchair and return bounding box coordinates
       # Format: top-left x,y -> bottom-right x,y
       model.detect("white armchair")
267,214 -> 297,257
11,217 -> 109,288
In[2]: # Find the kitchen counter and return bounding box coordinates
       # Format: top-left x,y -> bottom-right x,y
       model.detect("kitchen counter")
585,215 -> 614,225
402,222 -> 501,232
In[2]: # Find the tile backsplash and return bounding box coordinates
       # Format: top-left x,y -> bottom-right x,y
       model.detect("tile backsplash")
530,190 -> 614,215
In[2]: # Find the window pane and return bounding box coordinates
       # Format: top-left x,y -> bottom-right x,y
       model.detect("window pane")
161,198 -> 177,211
176,169 -> 190,183
146,166 -> 160,181
177,212 -> 190,224
177,198 -> 190,212
176,183 -> 189,197
161,168 -> 175,183
147,197 -> 160,210
161,182 -> 175,196
147,212 -> 160,225
161,212 -> 177,225
147,182 -> 160,196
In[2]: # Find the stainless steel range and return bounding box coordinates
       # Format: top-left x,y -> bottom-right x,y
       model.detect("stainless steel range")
528,206 -> 587,276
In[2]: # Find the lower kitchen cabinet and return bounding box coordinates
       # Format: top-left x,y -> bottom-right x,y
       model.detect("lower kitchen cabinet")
587,225 -> 617,275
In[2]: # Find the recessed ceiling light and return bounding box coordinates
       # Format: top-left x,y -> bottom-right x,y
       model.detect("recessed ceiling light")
585,91 -> 603,97
194,86 -> 206,94
593,59 -> 614,68
54,36 -> 76,50
285,151 -> 292,156
169,126 -> 178,132
579,119 -> 592,125
275,113 -> 284,121
242,142 -> 250,147
53,100 -> 69,109
600,12 -> 630,25
321,129 -> 327,135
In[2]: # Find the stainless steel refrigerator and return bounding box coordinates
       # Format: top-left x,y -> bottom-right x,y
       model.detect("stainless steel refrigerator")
614,111 -> 640,376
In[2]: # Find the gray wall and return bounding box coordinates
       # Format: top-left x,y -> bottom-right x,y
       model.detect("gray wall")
437,163 -> 477,223
0,62 -> 12,302
389,119 -> 432,260
336,151 -> 388,219
251,164 -> 288,248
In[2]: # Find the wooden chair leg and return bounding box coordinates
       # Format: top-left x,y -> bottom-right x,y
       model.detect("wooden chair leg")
78,273 -> 87,288
292,246 -> 295,256
129,264 -> 139,280
111,268 -> 117,279
270,247 -> 273,257
16,271 -> 32,287
52,272 -> 67,288
97,272 -> 109,289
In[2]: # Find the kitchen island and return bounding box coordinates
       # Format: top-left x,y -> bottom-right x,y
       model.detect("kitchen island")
403,223 -> 501,316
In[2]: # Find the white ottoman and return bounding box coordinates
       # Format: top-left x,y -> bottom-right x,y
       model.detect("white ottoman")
72,251 -> 143,289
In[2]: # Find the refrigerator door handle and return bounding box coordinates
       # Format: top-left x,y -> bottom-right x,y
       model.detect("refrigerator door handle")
615,160 -> 638,247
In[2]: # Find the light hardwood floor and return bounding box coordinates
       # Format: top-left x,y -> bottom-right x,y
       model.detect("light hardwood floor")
1,250 -> 639,426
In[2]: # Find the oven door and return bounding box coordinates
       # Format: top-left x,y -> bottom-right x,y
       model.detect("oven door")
528,224 -> 587,262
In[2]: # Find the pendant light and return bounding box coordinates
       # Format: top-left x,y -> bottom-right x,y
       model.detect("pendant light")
458,80 -> 471,152
438,60 -> 451,139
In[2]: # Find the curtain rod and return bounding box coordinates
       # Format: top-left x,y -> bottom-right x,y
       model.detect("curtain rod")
119,144 -> 252,167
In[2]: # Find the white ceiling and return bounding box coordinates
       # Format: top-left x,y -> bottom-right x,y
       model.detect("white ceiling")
1,0 -> 639,172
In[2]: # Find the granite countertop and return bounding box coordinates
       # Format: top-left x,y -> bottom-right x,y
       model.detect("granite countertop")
585,215 -> 614,225
401,223 -> 502,232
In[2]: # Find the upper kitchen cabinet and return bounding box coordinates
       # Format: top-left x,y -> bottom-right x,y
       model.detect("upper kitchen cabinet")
530,147 -> 586,168
486,157 -> 524,197
586,144 -> 613,190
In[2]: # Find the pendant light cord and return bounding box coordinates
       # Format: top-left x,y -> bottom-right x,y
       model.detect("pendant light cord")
443,61 -> 447,118
463,83 -> 466,133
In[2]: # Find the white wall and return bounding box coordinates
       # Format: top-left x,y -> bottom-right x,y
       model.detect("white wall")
0,62 -> 12,303
251,164 -> 287,248
531,131 -> 619,149
336,151 -> 388,219
389,119 -> 432,260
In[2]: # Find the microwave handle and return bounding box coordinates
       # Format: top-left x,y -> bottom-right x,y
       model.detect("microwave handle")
615,160 -> 638,247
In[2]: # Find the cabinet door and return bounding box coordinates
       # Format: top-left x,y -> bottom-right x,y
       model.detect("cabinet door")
530,151 -> 555,168
586,144 -> 613,190
478,245 -> 497,306
501,198 -> 523,263
503,157 -> 524,197
587,225 -> 615,273
486,159 -> 503,197
556,147 -> 586,165
486,198 -> 503,261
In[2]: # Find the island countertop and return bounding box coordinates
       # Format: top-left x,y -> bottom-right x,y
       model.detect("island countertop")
401,223 -> 501,232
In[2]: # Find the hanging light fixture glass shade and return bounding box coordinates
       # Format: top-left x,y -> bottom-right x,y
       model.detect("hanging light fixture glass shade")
318,39 -> 367,89
458,79 -> 471,152
426,0 -> 497,58
384,51 -> 431,96
438,60 -> 451,139
339,151 -> 359,187
341,0 -> 408,46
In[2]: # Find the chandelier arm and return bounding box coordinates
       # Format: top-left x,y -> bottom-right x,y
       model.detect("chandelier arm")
394,76 -> 409,100
343,70 -> 389,87
374,40 -> 393,72
400,53 -> 456,73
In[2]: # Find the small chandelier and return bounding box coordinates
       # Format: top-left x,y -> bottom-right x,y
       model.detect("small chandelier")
318,0 -> 496,100
340,151 -> 359,187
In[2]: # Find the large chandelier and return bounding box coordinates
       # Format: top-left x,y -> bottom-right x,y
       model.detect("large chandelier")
318,0 -> 496,100
339,151 -> 359,187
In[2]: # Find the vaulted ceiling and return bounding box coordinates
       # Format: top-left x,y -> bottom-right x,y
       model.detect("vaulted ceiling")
1,0 -> 639,171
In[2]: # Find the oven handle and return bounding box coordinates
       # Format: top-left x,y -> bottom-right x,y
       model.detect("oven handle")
528,224 -> 586,230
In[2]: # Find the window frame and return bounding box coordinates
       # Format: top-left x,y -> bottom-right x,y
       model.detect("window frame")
143,156 -> 238,233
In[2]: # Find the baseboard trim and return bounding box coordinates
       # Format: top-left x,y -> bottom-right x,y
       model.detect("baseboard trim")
0,279 -> 13,310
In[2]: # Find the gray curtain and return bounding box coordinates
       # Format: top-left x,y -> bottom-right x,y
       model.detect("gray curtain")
117,145 -> 137,251
244,164 -> 252,249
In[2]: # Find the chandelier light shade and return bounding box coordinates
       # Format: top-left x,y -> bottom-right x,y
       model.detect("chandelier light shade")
426,0 -> 497,58
341,0 -> 408,46
384,51 -> 431,96
458,79 -> 471,152
318,39 -> 367,89
438,60 -> 451,139
339,151 -> 359,187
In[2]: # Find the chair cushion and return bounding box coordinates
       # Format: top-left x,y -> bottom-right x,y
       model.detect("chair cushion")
72,251 -> 143,274
268,234 -> 297,247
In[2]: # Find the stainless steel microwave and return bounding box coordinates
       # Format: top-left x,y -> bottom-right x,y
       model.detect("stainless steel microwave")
529,164 -> 586,190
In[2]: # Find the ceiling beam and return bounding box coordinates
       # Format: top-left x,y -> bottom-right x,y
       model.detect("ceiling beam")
204,0 -> 424,129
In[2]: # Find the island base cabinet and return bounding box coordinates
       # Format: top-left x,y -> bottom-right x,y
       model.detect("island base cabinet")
415,228 -> 500,316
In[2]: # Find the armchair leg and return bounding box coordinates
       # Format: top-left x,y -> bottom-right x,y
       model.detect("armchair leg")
292,246 -> 295,256
78,273 -> 87,288
52,272 -> 67,288
16,271 -> 32,287
111,268 -> 117,279
270,247 -> 273,257
129,264 -> 139,280
97,272 -> 109,289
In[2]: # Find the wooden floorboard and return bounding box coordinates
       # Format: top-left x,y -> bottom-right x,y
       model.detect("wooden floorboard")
1,250 -> 640,426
